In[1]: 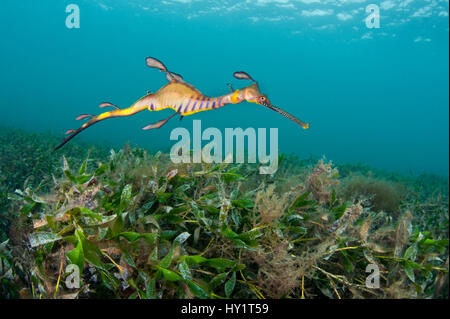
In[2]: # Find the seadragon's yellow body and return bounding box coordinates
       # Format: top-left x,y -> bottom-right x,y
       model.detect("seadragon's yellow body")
54,57 -> 308,150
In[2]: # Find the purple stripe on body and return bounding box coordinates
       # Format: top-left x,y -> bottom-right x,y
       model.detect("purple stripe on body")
200,97 -> 208,110
198,96 -> 205,110
185,98 -> 192,112
188,98 -> 198,113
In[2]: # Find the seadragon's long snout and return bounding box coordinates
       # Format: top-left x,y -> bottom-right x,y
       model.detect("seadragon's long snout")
262,101 -> 309,129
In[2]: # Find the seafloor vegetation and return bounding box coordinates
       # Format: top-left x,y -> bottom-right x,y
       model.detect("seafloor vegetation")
0,127 -> 448,299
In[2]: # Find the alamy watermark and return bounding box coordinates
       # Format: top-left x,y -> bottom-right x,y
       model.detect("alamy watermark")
65,4 -> 80,29
366,263 -> 380,289
65,3 -> 382,30
169,120 -> 279,175
65,264 -> 80,289
365,4 -> 381,29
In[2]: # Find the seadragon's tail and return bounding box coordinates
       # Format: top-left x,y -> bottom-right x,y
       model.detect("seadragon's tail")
54,102 -> 148,151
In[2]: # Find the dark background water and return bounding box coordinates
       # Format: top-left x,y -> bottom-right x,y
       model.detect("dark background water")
0,0 -> 448,175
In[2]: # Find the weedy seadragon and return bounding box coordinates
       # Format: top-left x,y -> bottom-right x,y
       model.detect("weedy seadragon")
55,57 -> 309,150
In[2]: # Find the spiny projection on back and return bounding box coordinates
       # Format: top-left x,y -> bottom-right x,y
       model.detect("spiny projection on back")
54,56 -> 309,151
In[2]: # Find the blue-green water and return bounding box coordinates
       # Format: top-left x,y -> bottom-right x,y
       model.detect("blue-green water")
1,0 -> 448,175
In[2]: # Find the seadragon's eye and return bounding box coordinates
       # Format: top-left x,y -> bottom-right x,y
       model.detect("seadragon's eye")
259,96 -> 269,105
